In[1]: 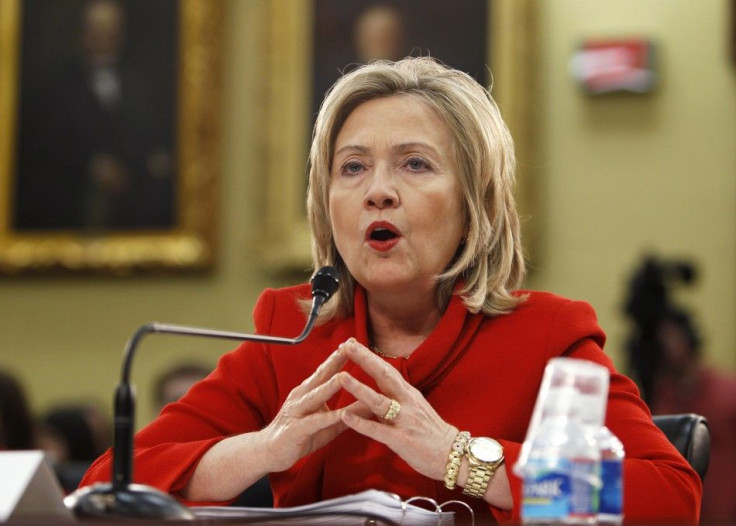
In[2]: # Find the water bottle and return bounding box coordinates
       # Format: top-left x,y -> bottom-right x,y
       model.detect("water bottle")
576,393 -> 625,524
520,385 -> 600,525
594,425 -> 625,523
517,358 -> 611,524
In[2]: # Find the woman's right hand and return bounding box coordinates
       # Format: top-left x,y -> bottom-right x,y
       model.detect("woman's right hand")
260,345 -> 352,471
181,346 -> 352,502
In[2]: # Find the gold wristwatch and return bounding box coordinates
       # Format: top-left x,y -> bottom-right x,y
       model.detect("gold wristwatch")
462,436 -> 504,498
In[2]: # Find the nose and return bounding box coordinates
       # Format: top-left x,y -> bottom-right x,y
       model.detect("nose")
364,165 -> 399,209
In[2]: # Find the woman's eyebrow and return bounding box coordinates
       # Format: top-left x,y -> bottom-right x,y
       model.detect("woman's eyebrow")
333,144 -> 370,158
333,142 -> 441,160
393,142 -> 439,155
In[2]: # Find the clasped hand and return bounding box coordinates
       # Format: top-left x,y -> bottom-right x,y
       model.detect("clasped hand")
262,338 -> 457,481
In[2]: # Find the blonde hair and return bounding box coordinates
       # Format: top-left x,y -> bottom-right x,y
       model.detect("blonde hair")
307,57 -> 526,321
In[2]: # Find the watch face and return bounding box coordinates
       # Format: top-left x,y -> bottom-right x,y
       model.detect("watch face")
469,437 -> 503,463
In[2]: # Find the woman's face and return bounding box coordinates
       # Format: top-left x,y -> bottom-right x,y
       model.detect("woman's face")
328,95 -> 465,297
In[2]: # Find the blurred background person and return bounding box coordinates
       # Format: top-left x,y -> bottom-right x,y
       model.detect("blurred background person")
623,257 -> 736,521
0,370 -> 35,451
649,308 -> 736,522
37,403 -> 111,493
152,363 -> 212,418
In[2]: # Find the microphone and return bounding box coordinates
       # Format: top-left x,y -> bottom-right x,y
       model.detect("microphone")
64,266 -> 339,520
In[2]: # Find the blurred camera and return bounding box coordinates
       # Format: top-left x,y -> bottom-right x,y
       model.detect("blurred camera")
623,256 -> 697,404
624,256 -> 696,327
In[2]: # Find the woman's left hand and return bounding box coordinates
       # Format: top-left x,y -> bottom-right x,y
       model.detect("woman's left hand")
336,338 -> 457,481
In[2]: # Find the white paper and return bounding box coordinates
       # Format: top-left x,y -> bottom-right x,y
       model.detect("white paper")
191,489 -> 457,525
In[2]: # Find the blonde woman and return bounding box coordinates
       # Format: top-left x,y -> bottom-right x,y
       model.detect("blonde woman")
82,57 -> 700,523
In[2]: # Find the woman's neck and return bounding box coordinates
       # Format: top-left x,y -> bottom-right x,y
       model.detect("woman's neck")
366,289 -> 443,358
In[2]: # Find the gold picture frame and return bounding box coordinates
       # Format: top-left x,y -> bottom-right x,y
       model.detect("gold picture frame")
0,0 -> 222,274
262,0 -> 537,271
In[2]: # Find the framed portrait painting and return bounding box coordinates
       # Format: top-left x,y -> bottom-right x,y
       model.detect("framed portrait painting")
262,0 -> 538,271
0,0 -> 222,274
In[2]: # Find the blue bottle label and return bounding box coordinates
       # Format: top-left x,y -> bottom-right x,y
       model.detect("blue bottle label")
522,460 -> 571,519
569,458 -> 597,519
599,459 -> 623,515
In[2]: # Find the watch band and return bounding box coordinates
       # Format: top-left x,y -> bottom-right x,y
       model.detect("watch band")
462,462 -> 500,498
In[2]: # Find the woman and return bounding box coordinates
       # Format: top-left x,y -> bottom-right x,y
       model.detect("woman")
80,57 -> 700,522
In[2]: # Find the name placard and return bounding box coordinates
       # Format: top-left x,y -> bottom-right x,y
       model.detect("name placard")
0,451 -> 73,522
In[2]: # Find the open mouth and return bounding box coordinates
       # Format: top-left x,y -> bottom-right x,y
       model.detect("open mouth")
365,222 -> 401,251
370,228 -> 398,242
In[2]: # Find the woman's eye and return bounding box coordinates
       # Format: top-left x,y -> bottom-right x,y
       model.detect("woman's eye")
341,161 -> 364,176
406,158 -> 429,171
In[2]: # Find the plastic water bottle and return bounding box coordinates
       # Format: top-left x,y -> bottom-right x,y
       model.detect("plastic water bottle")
576,392 -> 624,523
520,386 -> 600,524
594,426 -> 624,523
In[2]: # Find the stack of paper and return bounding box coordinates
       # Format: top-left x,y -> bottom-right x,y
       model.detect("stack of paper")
191,489 -> 458,525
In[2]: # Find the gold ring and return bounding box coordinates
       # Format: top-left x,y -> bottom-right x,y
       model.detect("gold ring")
383,399 -> 401,421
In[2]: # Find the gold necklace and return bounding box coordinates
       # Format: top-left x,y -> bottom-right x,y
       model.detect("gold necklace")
370,345 -> 403,359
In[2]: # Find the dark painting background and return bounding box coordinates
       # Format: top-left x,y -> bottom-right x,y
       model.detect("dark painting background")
312,0 -> 489,121
13,0 -> 179,231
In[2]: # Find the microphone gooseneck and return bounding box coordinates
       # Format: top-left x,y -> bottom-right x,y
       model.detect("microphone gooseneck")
120,265 -> 340,386
65,267 -> 339,520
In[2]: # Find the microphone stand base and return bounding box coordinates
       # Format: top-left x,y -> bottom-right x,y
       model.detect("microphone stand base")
65,482 -> 195,520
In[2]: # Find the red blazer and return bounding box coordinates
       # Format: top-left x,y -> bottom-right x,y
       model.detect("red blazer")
80,285 -> 701,523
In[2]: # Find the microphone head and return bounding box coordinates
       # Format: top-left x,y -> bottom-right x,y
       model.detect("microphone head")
311,266 -> 339,301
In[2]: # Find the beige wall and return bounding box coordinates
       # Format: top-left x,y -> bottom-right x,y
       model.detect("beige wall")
526,0 -> 736,375
0,0 -> 734,430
